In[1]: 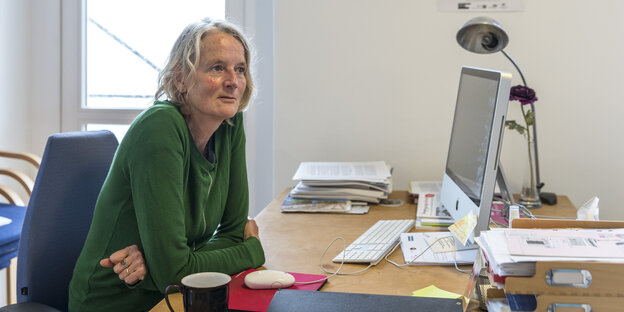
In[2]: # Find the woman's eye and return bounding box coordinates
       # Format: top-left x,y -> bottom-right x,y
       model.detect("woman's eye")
211,65 -> 224,71
236,66 -> 246,74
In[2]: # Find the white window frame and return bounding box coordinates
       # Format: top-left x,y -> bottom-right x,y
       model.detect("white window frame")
60,0 -> 173,131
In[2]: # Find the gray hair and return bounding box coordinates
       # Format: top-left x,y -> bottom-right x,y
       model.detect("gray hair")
155,18 -> 254,117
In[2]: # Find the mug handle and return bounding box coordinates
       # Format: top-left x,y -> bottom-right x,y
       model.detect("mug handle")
164,284 -> 183,312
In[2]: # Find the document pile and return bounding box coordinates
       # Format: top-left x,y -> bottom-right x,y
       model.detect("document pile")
409,181 -> 453,229
285,161 -> 392,213
476,227 -> 624,288
280,197 -> 363,214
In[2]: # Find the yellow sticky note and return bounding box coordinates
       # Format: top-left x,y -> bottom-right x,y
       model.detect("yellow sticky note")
412,285 -> 461,299
412,285 -> 469,306
448,210 -> 477,246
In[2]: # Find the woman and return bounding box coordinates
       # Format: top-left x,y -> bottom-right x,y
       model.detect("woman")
68,18 -> 265,311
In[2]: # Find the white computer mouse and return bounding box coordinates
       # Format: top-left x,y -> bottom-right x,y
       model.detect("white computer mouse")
244,270 -> 295,289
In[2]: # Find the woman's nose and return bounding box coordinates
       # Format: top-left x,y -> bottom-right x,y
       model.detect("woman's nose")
223,69 -> 239,89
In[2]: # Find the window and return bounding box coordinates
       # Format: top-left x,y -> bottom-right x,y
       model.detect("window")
86,0 -> 225,110
63,0 -> 225,141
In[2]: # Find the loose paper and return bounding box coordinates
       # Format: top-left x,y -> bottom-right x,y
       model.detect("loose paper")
448,211 -> 477,246
0,216 -> 11,227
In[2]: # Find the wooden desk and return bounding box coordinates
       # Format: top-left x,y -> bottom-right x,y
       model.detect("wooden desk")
151,190 -> 576,311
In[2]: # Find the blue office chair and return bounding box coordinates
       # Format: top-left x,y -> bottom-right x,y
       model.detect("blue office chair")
0,131 -> 118,312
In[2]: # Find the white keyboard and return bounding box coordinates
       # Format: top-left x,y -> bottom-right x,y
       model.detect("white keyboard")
332,219 -> 415,265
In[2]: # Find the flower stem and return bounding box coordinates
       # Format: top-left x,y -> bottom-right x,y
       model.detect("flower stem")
521,105 -> 536,194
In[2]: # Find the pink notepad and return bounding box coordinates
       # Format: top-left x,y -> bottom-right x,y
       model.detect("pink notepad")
229,269 -> 327,312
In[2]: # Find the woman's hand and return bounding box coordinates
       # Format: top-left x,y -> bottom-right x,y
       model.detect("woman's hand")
244,219 -> 260,241
100,244 -> 147,285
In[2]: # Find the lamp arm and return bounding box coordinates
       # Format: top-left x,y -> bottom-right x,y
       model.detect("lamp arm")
501,50 -> 527,87
501,50 -> 544,190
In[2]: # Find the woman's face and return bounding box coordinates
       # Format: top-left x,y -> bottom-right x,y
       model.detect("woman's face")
182,32 -> 247,123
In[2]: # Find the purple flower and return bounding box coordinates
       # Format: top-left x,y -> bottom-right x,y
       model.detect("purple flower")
509,85 -> 538,105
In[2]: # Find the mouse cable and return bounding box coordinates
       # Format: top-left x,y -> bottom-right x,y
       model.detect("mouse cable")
385,235 -> 471,274
318,237 -> 374,276
295,236 -> 375,286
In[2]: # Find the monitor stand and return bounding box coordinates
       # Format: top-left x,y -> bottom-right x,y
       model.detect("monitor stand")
496,164 -> 514,205
444,164 -> 513,248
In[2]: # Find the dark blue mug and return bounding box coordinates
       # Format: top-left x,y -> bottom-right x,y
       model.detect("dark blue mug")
165,272 -> 231,312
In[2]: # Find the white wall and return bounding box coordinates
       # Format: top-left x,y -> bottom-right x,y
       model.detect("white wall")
0,0 -> 31,152
0,0 -> 59,158
274,0 -> 624,221
0,0 -> 32,305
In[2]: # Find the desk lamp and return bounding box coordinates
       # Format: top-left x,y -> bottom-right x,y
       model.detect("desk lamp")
456,17 -> 557,206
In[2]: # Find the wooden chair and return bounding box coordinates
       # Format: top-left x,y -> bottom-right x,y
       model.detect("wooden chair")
0,151 -> 41,205
0,151 -> 41,304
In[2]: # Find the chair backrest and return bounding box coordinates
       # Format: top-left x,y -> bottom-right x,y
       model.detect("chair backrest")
0,150 -> 41,206
15,131 -> 118,311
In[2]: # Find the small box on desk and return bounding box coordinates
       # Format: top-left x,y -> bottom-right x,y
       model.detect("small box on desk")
495,218 -> 624,312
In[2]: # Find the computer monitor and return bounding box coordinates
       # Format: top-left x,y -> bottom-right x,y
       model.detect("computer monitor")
439,66 -> 511,243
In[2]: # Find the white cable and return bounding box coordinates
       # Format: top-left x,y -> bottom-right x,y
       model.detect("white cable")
385,236 -> 450,267
294,236 -> 374,286
201,172 -> 213,238
385,235 -> 471,274
304,232 -> 476,285
515,203 -> 575,220
518,204 -> 536,219
452,253 -> 471,274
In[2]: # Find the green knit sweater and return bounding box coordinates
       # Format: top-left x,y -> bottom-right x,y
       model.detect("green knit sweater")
68,101 -> 265,311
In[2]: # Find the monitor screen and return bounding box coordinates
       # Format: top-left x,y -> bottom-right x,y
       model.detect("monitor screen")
446,71 -> 501,205
440,66 -> 511,241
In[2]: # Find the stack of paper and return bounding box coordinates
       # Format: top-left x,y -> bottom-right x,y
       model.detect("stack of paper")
289,161 -> 392,205
408,180 -> 442,198
280,196 -> 370,214
476,228 -> 624,288
415,193 -> 454,228
409,181 -> 453,229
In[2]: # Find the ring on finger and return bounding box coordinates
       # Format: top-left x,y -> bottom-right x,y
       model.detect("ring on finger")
121,259 -> 129,269
126,268 -> 130,274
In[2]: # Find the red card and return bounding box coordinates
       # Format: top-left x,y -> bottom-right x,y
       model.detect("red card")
229,269 -> 327,312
